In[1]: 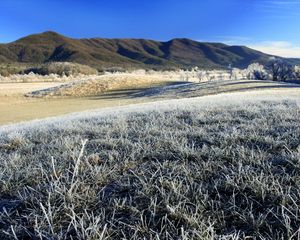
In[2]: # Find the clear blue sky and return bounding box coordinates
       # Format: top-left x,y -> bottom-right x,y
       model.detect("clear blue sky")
1,0 -> 300,57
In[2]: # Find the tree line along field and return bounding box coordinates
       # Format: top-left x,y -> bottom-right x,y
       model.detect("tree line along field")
0,92 -> 299,239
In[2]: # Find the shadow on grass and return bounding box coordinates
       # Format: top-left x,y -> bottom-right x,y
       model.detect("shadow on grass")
88,80 -> 300,101
88,81 -> 187,100
180,84 -> 300,99
220,80 -> 300,87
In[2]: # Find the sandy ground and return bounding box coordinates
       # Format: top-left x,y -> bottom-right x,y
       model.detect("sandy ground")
1,80 -> 300,125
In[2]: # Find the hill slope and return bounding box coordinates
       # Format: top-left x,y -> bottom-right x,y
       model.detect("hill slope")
0,31 -> 299,69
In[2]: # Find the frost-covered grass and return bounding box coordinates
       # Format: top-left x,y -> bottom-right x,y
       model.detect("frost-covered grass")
0,95 -> 300,239
136,79 -> 300,99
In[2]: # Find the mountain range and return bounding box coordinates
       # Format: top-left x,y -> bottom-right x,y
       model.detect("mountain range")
0,31 -> 299,70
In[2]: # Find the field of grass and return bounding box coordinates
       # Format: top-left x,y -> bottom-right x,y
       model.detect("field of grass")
0,88 -> 146,126
0,92 -> 299,239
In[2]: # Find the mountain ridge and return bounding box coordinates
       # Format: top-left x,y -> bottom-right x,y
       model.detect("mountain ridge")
0,31 -> 299,70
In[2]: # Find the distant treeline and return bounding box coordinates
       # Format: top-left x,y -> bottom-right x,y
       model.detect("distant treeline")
0,62 -> 98,77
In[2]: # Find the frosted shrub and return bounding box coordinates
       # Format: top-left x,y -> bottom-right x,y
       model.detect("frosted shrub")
245,63 -> 269,80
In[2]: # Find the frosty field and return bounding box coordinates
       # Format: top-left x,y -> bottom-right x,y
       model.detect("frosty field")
2,0 -> 300,239
0,90 -> 300,239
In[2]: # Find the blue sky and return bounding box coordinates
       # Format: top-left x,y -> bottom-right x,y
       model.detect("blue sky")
1,0 -> 300,57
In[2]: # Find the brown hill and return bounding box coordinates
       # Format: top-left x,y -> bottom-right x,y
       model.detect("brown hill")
0,31 -> 299,70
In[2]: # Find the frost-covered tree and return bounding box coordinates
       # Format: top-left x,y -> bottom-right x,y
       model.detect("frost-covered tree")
197,71 -> 209,82
293,65 -> 300,80
246,63 -> 268,80
266,57 -> 293,81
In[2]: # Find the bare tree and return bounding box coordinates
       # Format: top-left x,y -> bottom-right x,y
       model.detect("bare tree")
266,57 -> 293,81
253,70 -> 268,80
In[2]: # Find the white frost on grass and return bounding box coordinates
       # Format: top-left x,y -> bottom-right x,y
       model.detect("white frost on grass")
1,90 -> 299,134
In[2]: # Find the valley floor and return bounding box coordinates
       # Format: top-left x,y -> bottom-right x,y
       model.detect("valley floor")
0,81 -> 174,125
0,79 -> 300,125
